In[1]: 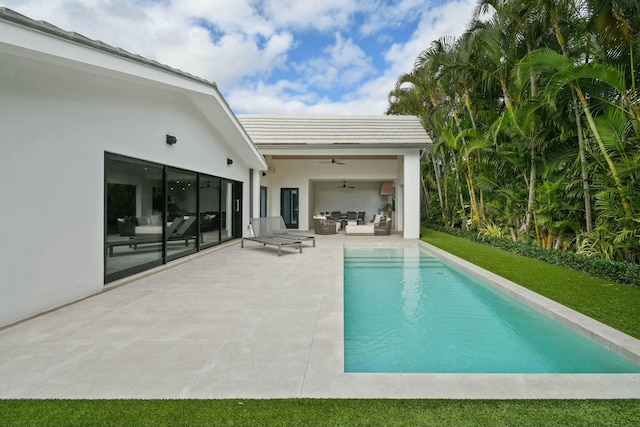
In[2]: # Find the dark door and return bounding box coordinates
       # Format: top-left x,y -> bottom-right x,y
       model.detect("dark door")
280,188 -> 299,229
220,179 -> 242,241
232,182 -> 243,238
260,186 -> 267,218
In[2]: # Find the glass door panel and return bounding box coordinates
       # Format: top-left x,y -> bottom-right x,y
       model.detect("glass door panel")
220,181 -> 233,241
281,188 -> 299,229
199,175 -> 221,247
232,181 -> 243,238
260,186 -> 267,218
166,168 -> 198,261
105,155 -> 163,282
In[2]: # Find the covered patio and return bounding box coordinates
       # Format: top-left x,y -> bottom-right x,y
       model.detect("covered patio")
1,234 -> 639,399
239,115 -> 431,239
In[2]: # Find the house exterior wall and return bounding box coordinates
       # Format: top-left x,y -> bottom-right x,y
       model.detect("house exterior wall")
0,50 -> 252,327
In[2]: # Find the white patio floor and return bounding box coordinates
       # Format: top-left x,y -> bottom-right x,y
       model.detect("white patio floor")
1,232 -> 639,399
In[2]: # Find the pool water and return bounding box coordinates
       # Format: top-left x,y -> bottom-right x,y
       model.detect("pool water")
344,246 -> 640,373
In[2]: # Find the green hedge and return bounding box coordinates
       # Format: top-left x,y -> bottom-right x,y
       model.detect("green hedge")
425,224 -> 640,287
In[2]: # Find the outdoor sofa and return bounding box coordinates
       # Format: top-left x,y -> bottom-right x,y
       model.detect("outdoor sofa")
345,215 -> 391,236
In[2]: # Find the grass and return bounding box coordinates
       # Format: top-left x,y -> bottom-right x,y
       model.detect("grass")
3,230 -> 640,427
1,399 -> 640,427
421,228 -> 640,339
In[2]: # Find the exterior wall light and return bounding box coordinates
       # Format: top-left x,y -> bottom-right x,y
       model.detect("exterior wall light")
166,135 -> 177,145
227,158 -> 233,165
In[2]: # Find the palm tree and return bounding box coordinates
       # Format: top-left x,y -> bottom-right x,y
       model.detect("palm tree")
387,0 -> 639,262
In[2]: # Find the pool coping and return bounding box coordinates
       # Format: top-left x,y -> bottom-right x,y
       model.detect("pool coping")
302,240 -> 640,399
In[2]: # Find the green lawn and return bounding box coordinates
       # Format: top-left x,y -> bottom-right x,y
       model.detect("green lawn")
1,399 -> 639,427
421,228 -> 640,339
2,231 -> 639,427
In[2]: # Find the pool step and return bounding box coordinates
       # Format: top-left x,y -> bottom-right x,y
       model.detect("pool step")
345,257 -> 443,269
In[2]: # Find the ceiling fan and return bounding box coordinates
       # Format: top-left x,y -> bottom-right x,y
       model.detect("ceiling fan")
320,156 -> 345,165
337,181 -> 355,189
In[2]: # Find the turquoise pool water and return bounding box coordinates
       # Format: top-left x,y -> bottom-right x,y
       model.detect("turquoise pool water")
344,246 -> 640,373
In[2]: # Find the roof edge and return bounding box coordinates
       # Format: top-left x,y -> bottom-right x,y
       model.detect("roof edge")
257,143 -> 429,150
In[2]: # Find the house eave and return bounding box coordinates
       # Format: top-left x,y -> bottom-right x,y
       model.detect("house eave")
257,143 -> 430,150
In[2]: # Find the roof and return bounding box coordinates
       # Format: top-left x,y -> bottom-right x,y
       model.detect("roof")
237,115 -> 432,148
0,7 -> 213,87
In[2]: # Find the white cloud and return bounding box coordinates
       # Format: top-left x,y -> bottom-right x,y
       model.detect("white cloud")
3,0 -> 476,115
229,0 -> 475,114
359,0 -> 427,37
294,33 -> 374,89
178,0 -> 275,37
385,0 -> 475,75
262,0 -> 364,32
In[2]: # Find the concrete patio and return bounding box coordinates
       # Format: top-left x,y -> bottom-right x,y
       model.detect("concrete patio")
1,233 -> 639,399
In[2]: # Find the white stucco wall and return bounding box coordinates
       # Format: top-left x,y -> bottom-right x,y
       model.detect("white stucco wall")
402,151 -> 422,238
0,50 -> 252,327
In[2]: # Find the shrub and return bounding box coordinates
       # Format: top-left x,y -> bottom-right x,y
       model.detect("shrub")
425,224 -> 640,287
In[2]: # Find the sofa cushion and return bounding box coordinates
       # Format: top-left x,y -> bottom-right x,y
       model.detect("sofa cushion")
345,224 -> 375,235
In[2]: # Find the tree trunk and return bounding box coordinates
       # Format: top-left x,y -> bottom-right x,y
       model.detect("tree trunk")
524,146 -> 537,233
451,150 -> 468,230
431,151 -> 447,226
573,91 -> 593,233
554,18 -> 594,234
577,89 -> 633,220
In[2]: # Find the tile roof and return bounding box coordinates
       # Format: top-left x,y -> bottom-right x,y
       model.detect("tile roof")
237,115 -> 432,147
0,7 -> 215,88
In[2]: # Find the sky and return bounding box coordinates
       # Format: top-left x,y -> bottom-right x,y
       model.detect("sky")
3,0 -> 476,115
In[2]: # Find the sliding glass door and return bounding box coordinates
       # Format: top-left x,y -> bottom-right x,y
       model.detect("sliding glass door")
105,153 -> 243,284
166,168 -> 198,261
200,175 -> 221,247
105,155 -> 164,281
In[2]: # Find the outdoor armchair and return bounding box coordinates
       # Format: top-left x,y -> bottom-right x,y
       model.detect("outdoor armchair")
374,217 -> 392,236
313,217 -> 339,235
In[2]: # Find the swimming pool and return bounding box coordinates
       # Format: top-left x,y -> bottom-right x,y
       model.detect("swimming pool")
344,246 -> 640,374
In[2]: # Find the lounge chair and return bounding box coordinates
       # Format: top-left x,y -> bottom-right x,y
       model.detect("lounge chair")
241,218 -> 303,256
264,216 -> 316,247
168,216 -> 199,245
106,217 -> 183,256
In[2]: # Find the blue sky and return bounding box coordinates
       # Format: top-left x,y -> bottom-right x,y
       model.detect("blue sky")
3,0 -> 476,114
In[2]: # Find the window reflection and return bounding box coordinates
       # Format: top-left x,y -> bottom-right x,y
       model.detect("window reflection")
166,169 -> 198,261
200,176 -> 221,246
105,157 -> 163,281
105,154 -> 240,283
